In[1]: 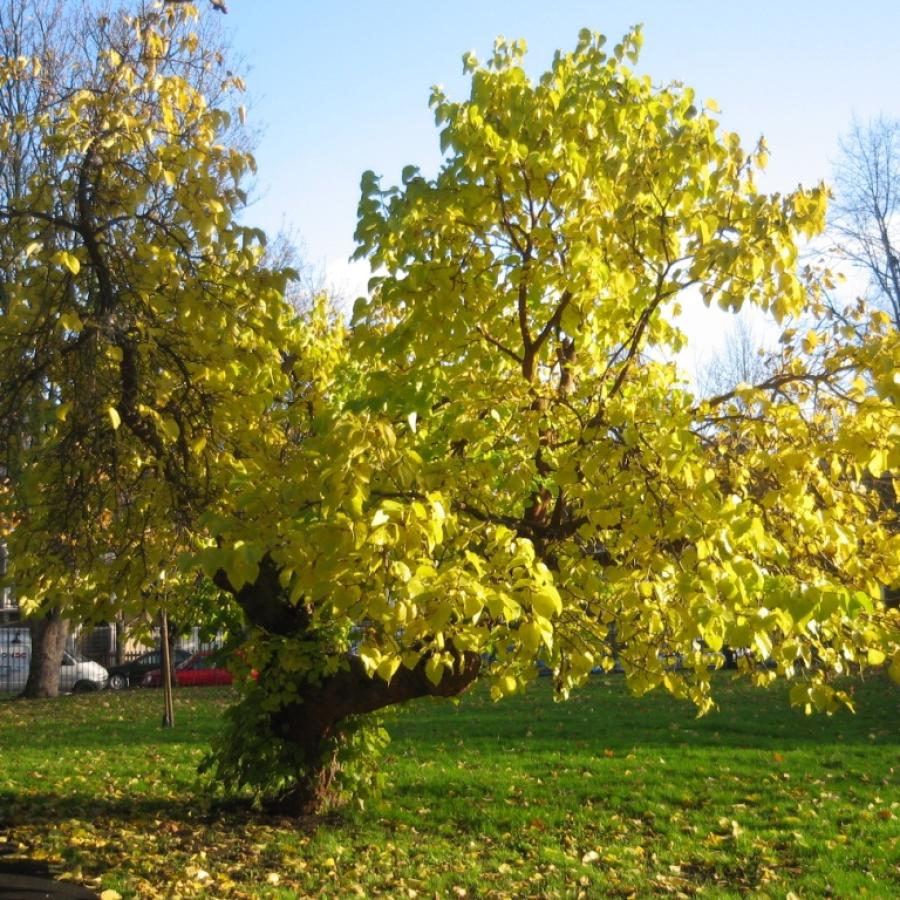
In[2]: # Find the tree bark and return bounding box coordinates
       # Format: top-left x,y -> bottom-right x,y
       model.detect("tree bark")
22,608 -> 68,698
115,614 -> 126,666
216,555 -> 482,815
268,651 -> 482,816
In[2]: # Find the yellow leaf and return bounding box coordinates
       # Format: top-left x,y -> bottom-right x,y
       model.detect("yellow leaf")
424,656 -> 444,686
867,449 -> 886,478
889,652 -> 900,685
101,892 -> 123,900
376,656 -> 401,683
51,250 -> 80,275
802,330 -> 819,353
518,621 -> 541,653
370,509 -> 390,528
107,406 -> 121,430
58,312 -> 83,333
531,583 -> 562,618
357,645 -> 379,676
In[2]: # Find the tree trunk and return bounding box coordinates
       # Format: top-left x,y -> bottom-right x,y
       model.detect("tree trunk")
23,608 -> 68,698
215,555 -> 483,815
115,614 -> 127,666
265,649 -> 482,815
265,720 -> 342,817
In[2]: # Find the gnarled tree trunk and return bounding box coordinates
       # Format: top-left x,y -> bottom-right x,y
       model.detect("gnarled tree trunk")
217,556 -> 482,815
269,650 -> 482,815
23,608 -> 68,698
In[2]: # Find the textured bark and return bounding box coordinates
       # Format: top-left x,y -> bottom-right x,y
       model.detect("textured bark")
269,652 -> 482,816
217,554 -> 482,815
23,608 -> 68,698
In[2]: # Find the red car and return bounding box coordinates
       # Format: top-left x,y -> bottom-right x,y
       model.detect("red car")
141,650 -> 232,688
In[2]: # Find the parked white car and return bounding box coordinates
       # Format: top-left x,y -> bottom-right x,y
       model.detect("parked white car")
57,650 -> 108,693
0,627 -> 108,694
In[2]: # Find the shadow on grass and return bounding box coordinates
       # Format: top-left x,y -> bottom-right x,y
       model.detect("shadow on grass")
0,790 -> 340,832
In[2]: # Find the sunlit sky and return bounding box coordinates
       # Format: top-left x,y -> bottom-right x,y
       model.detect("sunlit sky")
220,0 -> 898,356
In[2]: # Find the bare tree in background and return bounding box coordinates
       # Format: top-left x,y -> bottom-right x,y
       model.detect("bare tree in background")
830,120 -> 898,610
695,314 -> 777,399
831,116 -> 900,331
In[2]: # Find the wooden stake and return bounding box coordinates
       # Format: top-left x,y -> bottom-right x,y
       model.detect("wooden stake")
160,609 -> 175,728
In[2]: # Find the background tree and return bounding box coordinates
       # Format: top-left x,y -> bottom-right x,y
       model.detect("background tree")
2,13 -> 898,815
695,313 -> 779,399
830,116 -> 900,610
0,0 -> 283,696
0,0 -> 76,695
830,116 -> 900,331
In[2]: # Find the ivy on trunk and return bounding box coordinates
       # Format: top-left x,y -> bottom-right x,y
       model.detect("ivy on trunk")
206,556 -> 481,814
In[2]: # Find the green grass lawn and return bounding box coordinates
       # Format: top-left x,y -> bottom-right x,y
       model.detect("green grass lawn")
1,673 -> 897,898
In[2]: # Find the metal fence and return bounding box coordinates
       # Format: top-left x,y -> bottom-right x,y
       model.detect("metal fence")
0,623 -> 223,694
70,623 -> 223,670
0,625 -> 109,694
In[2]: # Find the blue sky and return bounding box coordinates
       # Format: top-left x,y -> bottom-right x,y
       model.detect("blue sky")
222,1 -> 899,301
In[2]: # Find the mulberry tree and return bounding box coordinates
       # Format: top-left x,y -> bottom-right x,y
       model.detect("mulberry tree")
1,13 -> 897,813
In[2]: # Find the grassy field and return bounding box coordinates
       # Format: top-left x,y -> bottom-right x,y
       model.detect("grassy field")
0,673 -> 897,898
